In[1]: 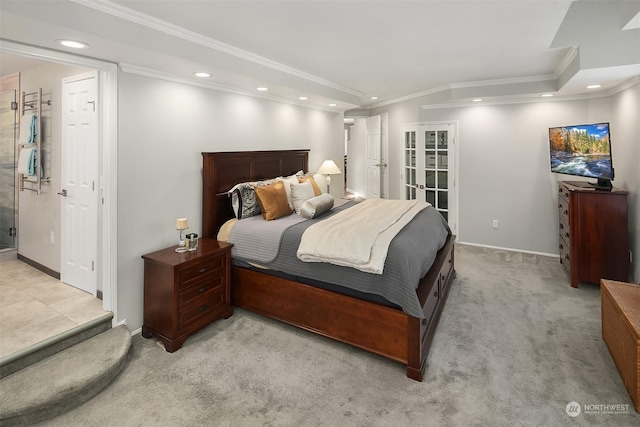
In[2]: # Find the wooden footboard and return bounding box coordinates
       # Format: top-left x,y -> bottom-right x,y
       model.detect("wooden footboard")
232,233 -> 456,381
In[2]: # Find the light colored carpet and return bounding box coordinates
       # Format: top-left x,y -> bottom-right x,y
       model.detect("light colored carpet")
37,245 -> 639,426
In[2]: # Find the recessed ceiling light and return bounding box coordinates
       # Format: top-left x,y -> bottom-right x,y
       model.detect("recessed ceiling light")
541,93 -> 554,97
370,96 -> 378,100
587,84 -> 602,89
194,72 -> 210,78
472,98 -> 483,102
58,40 -> 89,49
298,96 -> 308,100
257,87 -> 269,91
329,103 -> 337,107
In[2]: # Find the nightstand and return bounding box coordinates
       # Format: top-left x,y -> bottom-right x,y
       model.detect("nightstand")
141,238 -> 233,352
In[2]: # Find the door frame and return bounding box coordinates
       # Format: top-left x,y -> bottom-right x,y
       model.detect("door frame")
1,40 -> 119,323
400,121 -> 459,236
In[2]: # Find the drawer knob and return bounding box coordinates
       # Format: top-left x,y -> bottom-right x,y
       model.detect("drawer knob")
199,286 -> 208,293
199,304 -> 207,312
565,232 -> 569,238
199,267 -> 208,274
559,223 -> 564,230
559,243 -> 563,250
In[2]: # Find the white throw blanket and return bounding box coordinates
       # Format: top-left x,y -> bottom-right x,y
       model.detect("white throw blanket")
297,198 -> 429,274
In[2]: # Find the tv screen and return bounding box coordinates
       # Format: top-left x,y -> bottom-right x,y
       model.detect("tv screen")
549,122 -> 613,187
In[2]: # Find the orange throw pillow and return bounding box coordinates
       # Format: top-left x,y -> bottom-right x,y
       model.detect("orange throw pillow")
254,181 -> 293,221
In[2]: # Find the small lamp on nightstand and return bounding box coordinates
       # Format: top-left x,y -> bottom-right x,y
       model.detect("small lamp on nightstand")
175,218 -> 189,253
317,160 -> 342,193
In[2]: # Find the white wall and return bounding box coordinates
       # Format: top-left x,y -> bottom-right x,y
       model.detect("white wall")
370,83 -> 639,281
117,72 -> 345,329
18,62 -> 90,271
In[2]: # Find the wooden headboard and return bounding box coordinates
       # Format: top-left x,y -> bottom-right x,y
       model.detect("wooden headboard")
201,150 -> 310,238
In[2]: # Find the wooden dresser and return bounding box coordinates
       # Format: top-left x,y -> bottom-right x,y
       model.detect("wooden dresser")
142,238 -> 233,352
557,181 -> 629,288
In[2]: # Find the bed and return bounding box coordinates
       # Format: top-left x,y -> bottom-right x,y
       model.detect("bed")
202,149 -> 456,381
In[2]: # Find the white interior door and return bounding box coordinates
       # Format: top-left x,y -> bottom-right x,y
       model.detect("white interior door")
61,72 -> 98,295
365,115 -> 382,199
402,122 -> 457,233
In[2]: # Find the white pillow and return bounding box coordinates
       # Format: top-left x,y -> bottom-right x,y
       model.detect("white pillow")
276,174 -> 300,210
299,193 -> 334,219
312,173 -> 328,194
290,180 -> 316,215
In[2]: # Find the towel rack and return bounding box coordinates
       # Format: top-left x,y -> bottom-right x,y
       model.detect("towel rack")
19,88 -> 50,194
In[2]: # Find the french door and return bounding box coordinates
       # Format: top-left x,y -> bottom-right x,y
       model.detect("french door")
402,123 -> 456,231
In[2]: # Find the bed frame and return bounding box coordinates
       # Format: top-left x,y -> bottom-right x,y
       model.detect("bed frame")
202,149 -> 455,381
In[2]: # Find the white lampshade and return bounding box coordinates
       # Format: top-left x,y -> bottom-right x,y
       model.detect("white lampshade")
317,160 -> 341,175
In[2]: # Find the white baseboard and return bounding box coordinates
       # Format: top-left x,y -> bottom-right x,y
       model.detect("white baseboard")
457,241 -> 559,259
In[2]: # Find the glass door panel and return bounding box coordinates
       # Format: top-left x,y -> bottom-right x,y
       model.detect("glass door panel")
0,88 -> 17,250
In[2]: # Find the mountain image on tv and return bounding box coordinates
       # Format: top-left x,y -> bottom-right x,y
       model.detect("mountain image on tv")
549,123 -> 612,179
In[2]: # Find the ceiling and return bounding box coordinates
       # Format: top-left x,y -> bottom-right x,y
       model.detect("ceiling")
1,0 -> 639,111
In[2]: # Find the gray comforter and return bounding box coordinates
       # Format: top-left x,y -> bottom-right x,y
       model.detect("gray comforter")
231,200 -> 451,318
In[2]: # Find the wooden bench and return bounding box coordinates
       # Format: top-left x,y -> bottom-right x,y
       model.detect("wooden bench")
601,279 -> 640,413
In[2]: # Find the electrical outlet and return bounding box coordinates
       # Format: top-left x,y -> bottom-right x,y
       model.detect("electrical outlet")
49,231 -> 54,245
492,220 -> 499,229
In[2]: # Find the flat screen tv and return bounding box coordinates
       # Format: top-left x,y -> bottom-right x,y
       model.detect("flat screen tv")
549,122 -> 613,190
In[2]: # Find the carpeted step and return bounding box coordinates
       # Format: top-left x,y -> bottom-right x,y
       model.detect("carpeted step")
0,325 -> 131,426
0,313 -> 114,379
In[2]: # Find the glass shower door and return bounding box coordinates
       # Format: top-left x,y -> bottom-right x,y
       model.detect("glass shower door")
0,88 -> 17,250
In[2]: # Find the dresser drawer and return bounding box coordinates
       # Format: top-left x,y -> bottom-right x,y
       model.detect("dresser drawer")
558,195 -> 569,223
558,184 -> 570,201
179,274 -> 225,307
178,286 -> 226,330
559,235 -> 570,273
559,217 -> 570,242
178,255 -> 225,287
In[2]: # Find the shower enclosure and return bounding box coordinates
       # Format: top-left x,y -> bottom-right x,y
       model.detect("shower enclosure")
0,84 -> 18,252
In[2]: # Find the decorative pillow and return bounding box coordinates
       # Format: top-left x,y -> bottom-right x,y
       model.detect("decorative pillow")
217,218 -> 238,242
254,181 -> 293,221
229,178 -> 278,219
276,174 -> 300,210
299,193 -> 334,219
312,173 -> 328,194
298,175 -> 322,196
290,180 -> 317,215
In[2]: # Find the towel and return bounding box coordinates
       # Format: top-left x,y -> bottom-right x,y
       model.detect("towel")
19,114 -> 37,144
17,146 -> 37,176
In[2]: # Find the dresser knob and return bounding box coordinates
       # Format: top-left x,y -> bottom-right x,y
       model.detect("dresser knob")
199,267 -> 208,274
199,304 -> 207,312
199,286 -> 208,293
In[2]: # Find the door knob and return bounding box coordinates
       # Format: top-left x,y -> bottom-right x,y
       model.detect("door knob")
57,189 -> 67,197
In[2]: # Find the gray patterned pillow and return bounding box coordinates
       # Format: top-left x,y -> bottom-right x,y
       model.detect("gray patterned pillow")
229,178 -> 279,219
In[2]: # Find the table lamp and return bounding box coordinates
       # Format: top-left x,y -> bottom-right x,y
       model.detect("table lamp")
317,160 -> 341,193
175,218 -> 189,253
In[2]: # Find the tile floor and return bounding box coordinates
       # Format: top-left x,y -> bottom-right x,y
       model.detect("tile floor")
0,259 -> 109,358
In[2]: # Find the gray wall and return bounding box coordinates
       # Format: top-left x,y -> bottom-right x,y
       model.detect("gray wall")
117,72 -> 345,329
370,83 -> 639,281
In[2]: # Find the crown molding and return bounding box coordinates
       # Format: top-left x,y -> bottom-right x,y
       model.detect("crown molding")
0,38 -> 117,71
118,63 -> 346,113
70,0 -> 363,98
419,76 -> 640,110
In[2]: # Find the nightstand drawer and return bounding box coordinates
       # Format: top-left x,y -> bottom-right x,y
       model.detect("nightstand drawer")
178,287 -> 226,330
178,256 -> 225,286
179,274 -> 225,307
